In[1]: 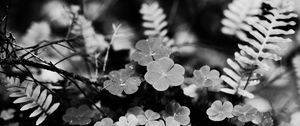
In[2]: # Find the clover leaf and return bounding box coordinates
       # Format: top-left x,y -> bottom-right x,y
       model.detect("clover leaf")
182,84 -> 198,98
163,102 -> 190,125
233,104 -> 258,122
0,108 -> 15,121
115,114 -> 139,126
104,67 -> 141,95
63,105 -> 96,125
206,100 -> 234,121
94,117 -> 117,126
136,110 -> 161,126
192,65 -> 222,88
144,57 -> 185,91
131,37 -> 172,66
164,117 -> 180,126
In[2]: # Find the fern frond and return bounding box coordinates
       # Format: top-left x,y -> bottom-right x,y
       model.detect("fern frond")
241,8 -> 297,69
140,2 -> 173,46
71,15 -> 108,53
221,0 -> 263,41
220,3 -> 297,98
7,81 -> 60,125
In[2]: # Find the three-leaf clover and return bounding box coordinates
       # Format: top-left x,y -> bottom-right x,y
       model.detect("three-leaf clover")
137,110 -> 161,126
192,65 -> 222,88
162,102 -> 191,125
63,105 -> 96,125
94,117 -> 117,126
233,104 -> 258,122
144,57 -> 185,91
131,37 -> 172,66
206,100 -> 234,121
115,114 -> 139,126
164,117 -> 180,126
104,67 -> 141,95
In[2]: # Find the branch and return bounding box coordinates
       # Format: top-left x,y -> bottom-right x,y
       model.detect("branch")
0,59 -> 99,86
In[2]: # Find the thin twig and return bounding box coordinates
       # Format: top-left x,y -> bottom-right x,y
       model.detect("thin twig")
102,24 -> 122,73
0,59 -> 99,86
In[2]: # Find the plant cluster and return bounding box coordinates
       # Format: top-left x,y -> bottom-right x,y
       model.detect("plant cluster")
0,0 -> 300,126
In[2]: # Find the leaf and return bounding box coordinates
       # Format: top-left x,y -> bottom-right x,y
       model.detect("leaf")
233,104 -> 258,122
206,100 -> 234,121
145,57 -> 185,91
94,117 -> 116,126
165,117 -> 180,126
140,2 -> 172,45
190,65 -> 222,88
30,107 -> 43,118
47,103 -> 60,115
62,104 -> 94,125
32,85 -> 41,100
13,97 -> 31,104
36,113 -> 47,125
104,66 -> 141,95
131,37 -> 172,66
43,95 -> 53,110
37,90 -> 47,105
6,80 -> 60,125
221,0 -> 263,41
20,102 -> 38,111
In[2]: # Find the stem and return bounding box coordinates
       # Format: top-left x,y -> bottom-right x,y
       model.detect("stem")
102,24 -> 122,73
0,59 -> 99,86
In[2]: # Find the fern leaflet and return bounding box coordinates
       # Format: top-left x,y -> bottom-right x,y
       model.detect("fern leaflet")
221,0 -> 263,41
140,2 -> 173,46
220,2 -> 297,98
7,81 -> 60,125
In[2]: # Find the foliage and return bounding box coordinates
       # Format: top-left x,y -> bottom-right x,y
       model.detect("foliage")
0,0 -> 299,125
145,57 -> 185,91
206,100 -> 234,121
140,1 -> 172,45
104,65 -> 141,95
221,0 -> 263,41
115,114 -> 139,126
162,102 -> 191,125
233,104 -> 258,122
131,37 -> 172,66
6,81 -> 60,125
137,110 -> 161,126
63,105 -> 96,125
94,118 -> 117,126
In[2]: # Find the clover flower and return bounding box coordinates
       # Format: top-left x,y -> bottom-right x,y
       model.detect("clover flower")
104,67 -> 141,95
131,37 -> 172,66
63,105 -> 96,125
206,100 -> 234,121
233,104 -> 258,122
145,57 -> 185,91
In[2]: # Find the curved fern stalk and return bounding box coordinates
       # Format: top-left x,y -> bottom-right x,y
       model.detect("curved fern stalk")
7,82 -> 60,125
221,0 -> 263,41
140,2 -> 173,46
220,3 -> 297,98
